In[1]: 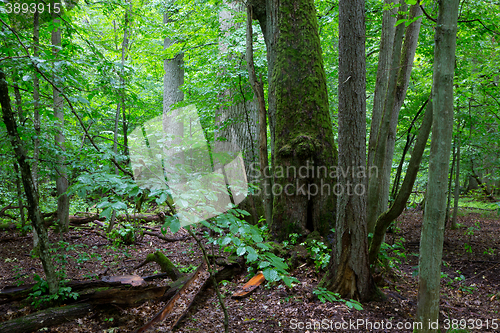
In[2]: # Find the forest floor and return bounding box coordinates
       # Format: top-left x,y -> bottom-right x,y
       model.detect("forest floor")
1,208 -> 499,333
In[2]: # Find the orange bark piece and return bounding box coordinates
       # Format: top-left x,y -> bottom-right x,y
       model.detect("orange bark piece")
232,272 -> 265,298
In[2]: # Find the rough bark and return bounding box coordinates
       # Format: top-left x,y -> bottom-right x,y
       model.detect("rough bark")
369,98 -> 432,264
52,13 -> 70,232
367,0 -> 397,168
321,0 -> 372,301
246,5 -> 272,225
271,0 -> 337,240
0,303 -> 93,333
451,134 -> 460,229
416,0 -> 460,330
217,2 -> 263,223
366,2 -> 407,235
0,70 -> 59,295
380,4 -> 423,214
32,10 -> 40,250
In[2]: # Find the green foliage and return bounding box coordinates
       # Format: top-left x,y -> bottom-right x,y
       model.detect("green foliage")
313,287 -> 363,310
300,239 -> 331,271
108,222 -> 138,246
378,238 -> 407,269
162,208 -> 298,287
443,270 -> 477,294
28,274 -> 79,308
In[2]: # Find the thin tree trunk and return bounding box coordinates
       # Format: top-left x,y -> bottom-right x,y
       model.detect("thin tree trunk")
109,5 -> 130,233
0,70 -> 59,295
14,162 -> 26,231
416,0 -> 459,330
380,4 -> 423,217
321,0 -> 373,301
369,98 -> 432,264
52,13 -> 70,232
32,11 -> 40,250
367,0 -> 397,168
246,6 -> 272,225
445,145 -> 456,225
366,3 -> 407,234
391,98 -> 427,199
451,134 -> 460,229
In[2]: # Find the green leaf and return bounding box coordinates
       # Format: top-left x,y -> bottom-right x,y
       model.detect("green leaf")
246,246 -> 258,262
236,246 -> 246,256
262,268 -> 279,281
169,219 -> 181,233
100,207 -> 113,220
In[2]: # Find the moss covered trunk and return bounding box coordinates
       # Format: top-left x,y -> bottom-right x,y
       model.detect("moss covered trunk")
270,0 -> 337,240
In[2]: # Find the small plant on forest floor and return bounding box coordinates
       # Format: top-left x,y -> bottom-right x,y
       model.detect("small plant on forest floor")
300,239 -> 331,271
464,222 -> 481,254
313,287 -> 363,310
28,274 -> 79,308
378,238 -> 407,270
444,271 -> 477,294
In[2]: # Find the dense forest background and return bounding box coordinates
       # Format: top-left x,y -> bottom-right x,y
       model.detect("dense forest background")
0,0 -> 499,332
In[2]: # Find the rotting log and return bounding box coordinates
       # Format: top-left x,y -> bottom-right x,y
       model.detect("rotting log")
0,303 -> 92,333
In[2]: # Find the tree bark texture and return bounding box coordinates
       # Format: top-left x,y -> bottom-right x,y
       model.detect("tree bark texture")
52,13 -> 70,232
271,0 -> 337,240
416,0 -> 459,330
0,70 -> 59,295
217,2 -> 264,222
246,5 -> 273,225
321,0 -> 372,301
369,98 -> 432,264
366,2 -> 407,235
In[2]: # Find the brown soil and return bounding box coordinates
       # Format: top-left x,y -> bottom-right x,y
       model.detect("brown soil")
1,209 -> 499,332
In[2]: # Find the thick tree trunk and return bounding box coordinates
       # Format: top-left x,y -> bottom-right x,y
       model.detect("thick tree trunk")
217,2 -> 264,223
52,14 -> 70,232
271,0 -> 337,240
0,70 -> 59,295
369,98 -> 432,264
416,0 -> 459,330
321,0 -> 372,301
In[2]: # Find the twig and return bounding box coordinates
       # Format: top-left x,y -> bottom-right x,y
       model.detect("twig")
186,226 -> 229,333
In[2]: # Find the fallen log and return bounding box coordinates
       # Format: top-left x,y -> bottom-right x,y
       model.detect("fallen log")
0,303 -> 92,333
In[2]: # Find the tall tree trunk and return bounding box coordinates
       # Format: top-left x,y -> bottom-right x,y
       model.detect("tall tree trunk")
416,0 -> 459,330
380,4 -> 423,210
367,3 -> 422,234
369,98 -> 432,264
366,3 -> 407,234
451,134 -> 460,229
0,70 -> 59,295
218,2 -> 263,223
32,11 -> 41,250
270,0 -> 337,240
246,6 -> 272,225
52,13 -> 70,232
367,0 -> 397,169
109,5 -> 131,233
321,0 -> 372,301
